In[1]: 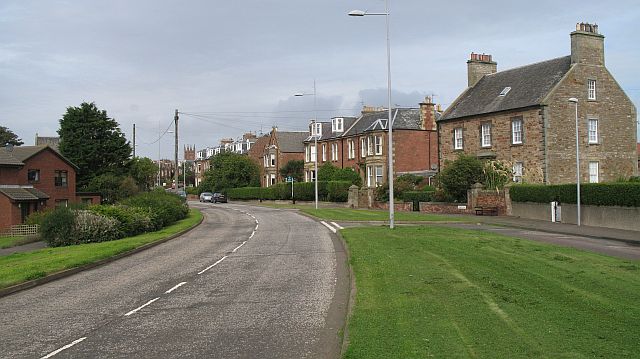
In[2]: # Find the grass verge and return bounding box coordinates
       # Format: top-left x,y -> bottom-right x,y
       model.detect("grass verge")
301,208 -> 468,222
0,235 -> 40,249
342,226 -> 640,358
0,208 -> 202,289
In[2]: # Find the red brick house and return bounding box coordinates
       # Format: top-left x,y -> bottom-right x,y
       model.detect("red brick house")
438,23 -> 637,184
303,98 -> 440,187
0,145 -> 99,229
260,128 -> 307,187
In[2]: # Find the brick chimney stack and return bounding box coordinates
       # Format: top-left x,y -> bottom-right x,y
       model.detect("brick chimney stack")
419,96 -> 436,130
571,22 -> 604,66
183,145 -> 195,161
467,52 -> 497,87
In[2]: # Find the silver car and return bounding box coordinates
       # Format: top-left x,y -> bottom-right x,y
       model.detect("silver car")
199,192 -> 213,202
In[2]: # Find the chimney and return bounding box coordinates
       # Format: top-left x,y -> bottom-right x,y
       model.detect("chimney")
571,22 -> 604,66
361,105 -> 385,114
467,52 -> 497,87
419,96 -> 436,130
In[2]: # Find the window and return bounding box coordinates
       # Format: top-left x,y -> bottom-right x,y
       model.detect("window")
511,118 -> 523,145
270,174 -> 276,186
374,135 -> 383,155
588,119 -> 598,144
270,154 -> 276,166
454,128 -> 463,150
513,162 -> 523,183
360,138 -> 366,158
322,144 -> 327,162
55,199 -> 68,207
331,118 -> 344,132
481,123 -> 491,147
375,166 -> 383,186
331,143 -> 338,161
54,170 -> 68,187
311,122 -> 322,136
588,79 -> 596,100
499,87 -> 511,96
367,137 -> 374,156
310,145 -> 316,162
589,161 -> 599,183
366,165 -> 384,187
348,140 -> 355,159
27,169 -> 40,183
309,170 -> 316,181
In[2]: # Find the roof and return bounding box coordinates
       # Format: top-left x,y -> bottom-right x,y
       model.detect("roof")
0,147 -> 24,166
344,108 -> 429,136
0,187 -> 50,201
4,145 -> 79,170
441,56 -> 572,121
275,131 -> 308,152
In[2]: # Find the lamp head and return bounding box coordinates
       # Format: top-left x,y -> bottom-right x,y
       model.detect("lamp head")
568,98 -> 579,104
348,9 -> 366,16
293,93 -> 304,97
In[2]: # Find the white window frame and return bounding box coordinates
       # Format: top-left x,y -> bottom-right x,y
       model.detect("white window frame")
588,119 -> 598,144
588,79 -> 596,100
322,144 -> 327,162
374,135 -> 383,155
332,118 -> 343,132
270,153 -> 276,167
454,128 -> 463,150
513,162 -> 523,183
310,144 -> 316,162
481,123 -> 491,147
348,140 -> 355,159
331,143 -> 338,161
512,119 -> 523,145
311,122 -> 322,136
375,166 -> 383,186
270,174 -> 276,186
367,137 -> 374,156
360,138 -> 366,158
589,161 -> 599,183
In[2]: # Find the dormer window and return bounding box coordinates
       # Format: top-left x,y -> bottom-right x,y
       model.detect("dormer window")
499,87 -> 511,97
311,122 -> 322,136
331,118 -> 344,132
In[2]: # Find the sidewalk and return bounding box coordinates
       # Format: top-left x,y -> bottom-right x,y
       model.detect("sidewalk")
467,215 -> 640,245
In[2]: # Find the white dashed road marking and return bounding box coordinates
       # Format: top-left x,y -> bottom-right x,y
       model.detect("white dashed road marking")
164,282 -> 187,294
197,256 -> 228,275
320,221 -> 337,233
40,337 -> 87,359
330,222 -> 344,229
125,297 -> 160,317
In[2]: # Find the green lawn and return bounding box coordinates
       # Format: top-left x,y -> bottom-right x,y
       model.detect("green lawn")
0,209 -> 202,289
300,208 -> 468,222
342,226 -> 640,358
0,235 -> 40,249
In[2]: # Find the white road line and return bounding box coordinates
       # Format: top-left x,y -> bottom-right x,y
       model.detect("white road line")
330,222 -> 344,229
255,224 -> 259,231
40,337 -> 87,359
124,297 -> 160,317
164,282 -> 187,294
232,241 -> 246,253
249,231 -> 255,239
320,221 -> 337,233
197,256 -> 228,275
255,219 -> 259,224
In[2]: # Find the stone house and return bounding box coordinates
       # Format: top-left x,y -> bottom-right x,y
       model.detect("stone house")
247,134 -> 271,184
0,145 -> 99,229
438,23 -> 637,184
260,128 -> 307,187
303,98 -> 440,187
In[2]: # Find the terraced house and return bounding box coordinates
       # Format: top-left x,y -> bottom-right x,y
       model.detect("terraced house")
261,128 -> 307,187
303,98 -> 440,187
439,23 -> 638,184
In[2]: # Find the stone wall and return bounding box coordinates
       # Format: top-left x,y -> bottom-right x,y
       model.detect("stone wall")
419,202 -> 472,214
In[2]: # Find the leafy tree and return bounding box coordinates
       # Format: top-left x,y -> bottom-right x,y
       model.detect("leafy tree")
200,152 -> 260,192
86,173 -> 139,204
129,157 -> 158,191
279,160 -> 304,182
317,162 -> 337,181
435,154 -> 484,202
0,126 -> 24,146
58,102 -> 132,188
332,167 -> 362,186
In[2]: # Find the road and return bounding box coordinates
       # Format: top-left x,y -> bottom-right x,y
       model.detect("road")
0,202 -> 348,359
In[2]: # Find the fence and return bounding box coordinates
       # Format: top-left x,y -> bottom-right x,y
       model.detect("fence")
1,224 -> 39,237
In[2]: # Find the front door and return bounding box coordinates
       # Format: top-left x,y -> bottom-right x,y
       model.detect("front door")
20,202 -> 31,223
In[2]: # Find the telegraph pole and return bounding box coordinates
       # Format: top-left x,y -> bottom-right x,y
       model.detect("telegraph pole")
174,109 -> 179,190
132,123 -> 136,158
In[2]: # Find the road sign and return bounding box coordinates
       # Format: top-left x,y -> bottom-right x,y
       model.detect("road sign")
286,176 -> 294,183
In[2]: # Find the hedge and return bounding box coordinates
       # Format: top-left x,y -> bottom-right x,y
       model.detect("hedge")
227,181 -> 351,202
401,191 -> 435,203
510,183 -> 640,207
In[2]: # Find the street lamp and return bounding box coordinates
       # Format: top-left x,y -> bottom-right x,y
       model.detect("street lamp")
568,97 -> 581,226
349,0 -> 395,229
294,80 -> 319,210
157,127 -> 174,188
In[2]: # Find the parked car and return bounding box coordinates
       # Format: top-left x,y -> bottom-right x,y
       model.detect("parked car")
176,190 -> 186,199
212,192 -> 227,203
199,192 -> 213,202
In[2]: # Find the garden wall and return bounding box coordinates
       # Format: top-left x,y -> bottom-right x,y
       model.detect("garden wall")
512,202 -> 640,231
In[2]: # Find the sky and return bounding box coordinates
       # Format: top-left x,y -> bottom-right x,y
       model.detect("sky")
1,0 -> 639,159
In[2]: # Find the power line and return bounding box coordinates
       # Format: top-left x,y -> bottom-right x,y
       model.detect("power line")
141,118 -> 175,145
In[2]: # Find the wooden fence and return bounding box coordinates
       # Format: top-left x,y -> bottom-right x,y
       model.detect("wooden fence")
1,224 -> 39,237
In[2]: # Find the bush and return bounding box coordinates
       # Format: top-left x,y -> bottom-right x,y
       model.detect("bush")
89,204 -> 158,236
72,211 -> 122,244
327,181 -> 351,202
435,154 -> 484,202
401,191 -> 434,203
510,183 -> 640,207
226,181 -> 344,202
40,207 -> 76,247
332,168 -> 362,186
120,190 -> 188,227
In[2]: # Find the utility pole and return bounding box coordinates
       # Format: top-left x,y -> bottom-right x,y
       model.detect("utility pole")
174,109 -> 179,191
132,123 -> 136,158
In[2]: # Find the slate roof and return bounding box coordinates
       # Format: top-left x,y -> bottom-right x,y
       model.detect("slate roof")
0,187 -> 50,201
9,145 -> 79,170
0,148 -> 24,166
344,108 -> 431,136
304,117 -> 359,142
440,56 -> 572,121
276,131 -> 308,152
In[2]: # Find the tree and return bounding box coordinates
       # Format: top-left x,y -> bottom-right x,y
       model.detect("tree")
435,154 -> 484,202
86,173 -> 139,204
200,152 -> 260,192
332,168 -> 362,186
129,157 -> 158,191
279,160 -> 304,182
0,126 -> 24,146
317,162 -> 337,181
58,102 -> 132,188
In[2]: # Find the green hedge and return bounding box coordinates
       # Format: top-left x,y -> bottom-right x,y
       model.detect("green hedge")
401,191 -> 435,203
510,183 -> 640,207
227,181 -> 350,202
121,190 -> 189,227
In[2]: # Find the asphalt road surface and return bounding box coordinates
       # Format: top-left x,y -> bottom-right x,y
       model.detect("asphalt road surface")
0,202 -> 348,359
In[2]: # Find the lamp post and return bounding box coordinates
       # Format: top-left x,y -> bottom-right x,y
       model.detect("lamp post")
568,97 -> 581,226
294,80 -> 319,210
349,0 -> 395,229
157,125 -> 174,188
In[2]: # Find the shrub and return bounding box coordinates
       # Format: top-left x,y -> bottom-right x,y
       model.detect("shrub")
483,160 -> 513,190
332,168 -> 362,186
73,211 -> 121,244
40,207 -> 76,247
435,154 -> 484,202
120,190 -> 188,227
327,181 -> 351,202
25,207 -> 54,226
89,204 -> 157,236
510,183 -> 640,207
401,191 -> 434,203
